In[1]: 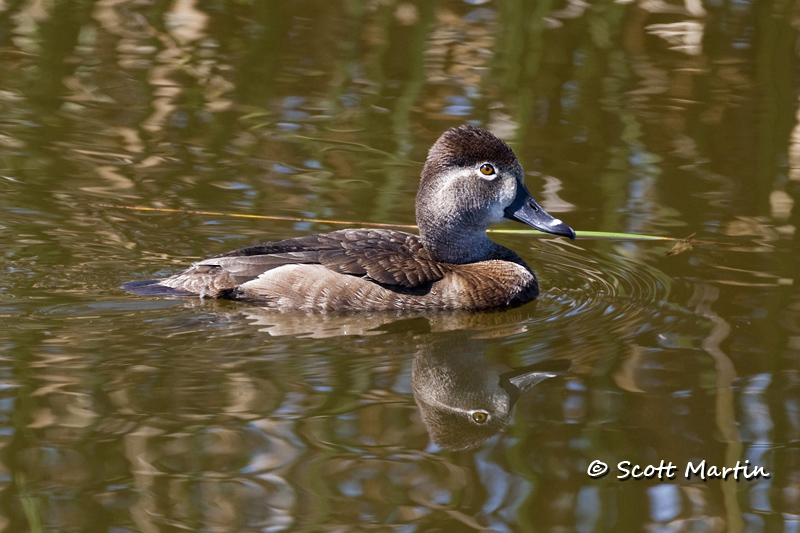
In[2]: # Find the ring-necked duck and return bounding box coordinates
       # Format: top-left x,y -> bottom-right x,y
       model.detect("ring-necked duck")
123,125 -> 575,311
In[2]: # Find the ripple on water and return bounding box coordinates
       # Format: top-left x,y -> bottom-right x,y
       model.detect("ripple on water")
533,240 -> 676,329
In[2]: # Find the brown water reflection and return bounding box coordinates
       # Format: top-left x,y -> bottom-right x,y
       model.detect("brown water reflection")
1,0 -> 799,531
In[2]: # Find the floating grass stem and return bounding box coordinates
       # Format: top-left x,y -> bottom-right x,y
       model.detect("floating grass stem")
99,204 -> 700,243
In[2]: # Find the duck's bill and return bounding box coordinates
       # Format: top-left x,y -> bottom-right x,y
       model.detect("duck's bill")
499,359 -> 571,400
504,184 -> 576,240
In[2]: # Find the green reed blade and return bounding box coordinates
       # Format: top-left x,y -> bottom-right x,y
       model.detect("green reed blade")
488,229 -> 675,241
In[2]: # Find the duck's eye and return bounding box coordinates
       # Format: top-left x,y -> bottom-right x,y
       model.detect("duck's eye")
471,411 -> 489,424
479,163 -> 495,176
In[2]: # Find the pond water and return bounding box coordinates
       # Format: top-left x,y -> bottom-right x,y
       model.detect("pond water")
1,0 -> 799,531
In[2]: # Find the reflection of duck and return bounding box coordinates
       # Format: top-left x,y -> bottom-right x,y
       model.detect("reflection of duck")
412,333 -> 569,450
124,125 -> 574,311
237,303 -> 541,338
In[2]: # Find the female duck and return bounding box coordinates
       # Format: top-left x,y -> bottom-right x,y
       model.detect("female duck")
124,125 -> 575,311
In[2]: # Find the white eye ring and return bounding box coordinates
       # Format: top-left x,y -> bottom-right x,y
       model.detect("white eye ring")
478,163 -> 497,180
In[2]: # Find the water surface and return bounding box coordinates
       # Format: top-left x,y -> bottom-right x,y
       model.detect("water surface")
1,0 -> 799,531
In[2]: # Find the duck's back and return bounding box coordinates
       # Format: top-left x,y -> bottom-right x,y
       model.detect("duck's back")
123,229 -> 539,311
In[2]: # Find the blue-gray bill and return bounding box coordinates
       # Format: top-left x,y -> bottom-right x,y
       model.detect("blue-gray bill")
504,184 -> 576,240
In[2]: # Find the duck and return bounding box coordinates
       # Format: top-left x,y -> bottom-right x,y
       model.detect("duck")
123,125 -> 576,311
412,332 -> 570,450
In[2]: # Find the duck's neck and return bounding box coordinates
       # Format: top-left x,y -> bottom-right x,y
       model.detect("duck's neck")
420,226 -> 503,264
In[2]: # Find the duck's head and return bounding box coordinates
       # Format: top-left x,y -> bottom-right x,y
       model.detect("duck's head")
412,333 -> 570,451
416,125 -> 575,263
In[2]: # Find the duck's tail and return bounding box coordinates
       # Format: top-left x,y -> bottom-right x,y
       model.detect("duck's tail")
121,280 -> 195,297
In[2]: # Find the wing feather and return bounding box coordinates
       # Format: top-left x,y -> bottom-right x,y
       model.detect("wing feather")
195,229 -> 445,289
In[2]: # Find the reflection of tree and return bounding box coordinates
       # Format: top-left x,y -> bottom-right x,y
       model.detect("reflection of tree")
0,0 -> 795,237
0,309 -> 561,530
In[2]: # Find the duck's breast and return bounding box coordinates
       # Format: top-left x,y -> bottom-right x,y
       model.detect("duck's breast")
433,260 -> 538,310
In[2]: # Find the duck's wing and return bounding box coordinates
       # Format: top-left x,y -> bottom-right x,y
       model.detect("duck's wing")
206,229 -> 446,289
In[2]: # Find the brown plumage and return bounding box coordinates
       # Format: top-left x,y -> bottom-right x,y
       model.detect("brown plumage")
123,125 -> 575,311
